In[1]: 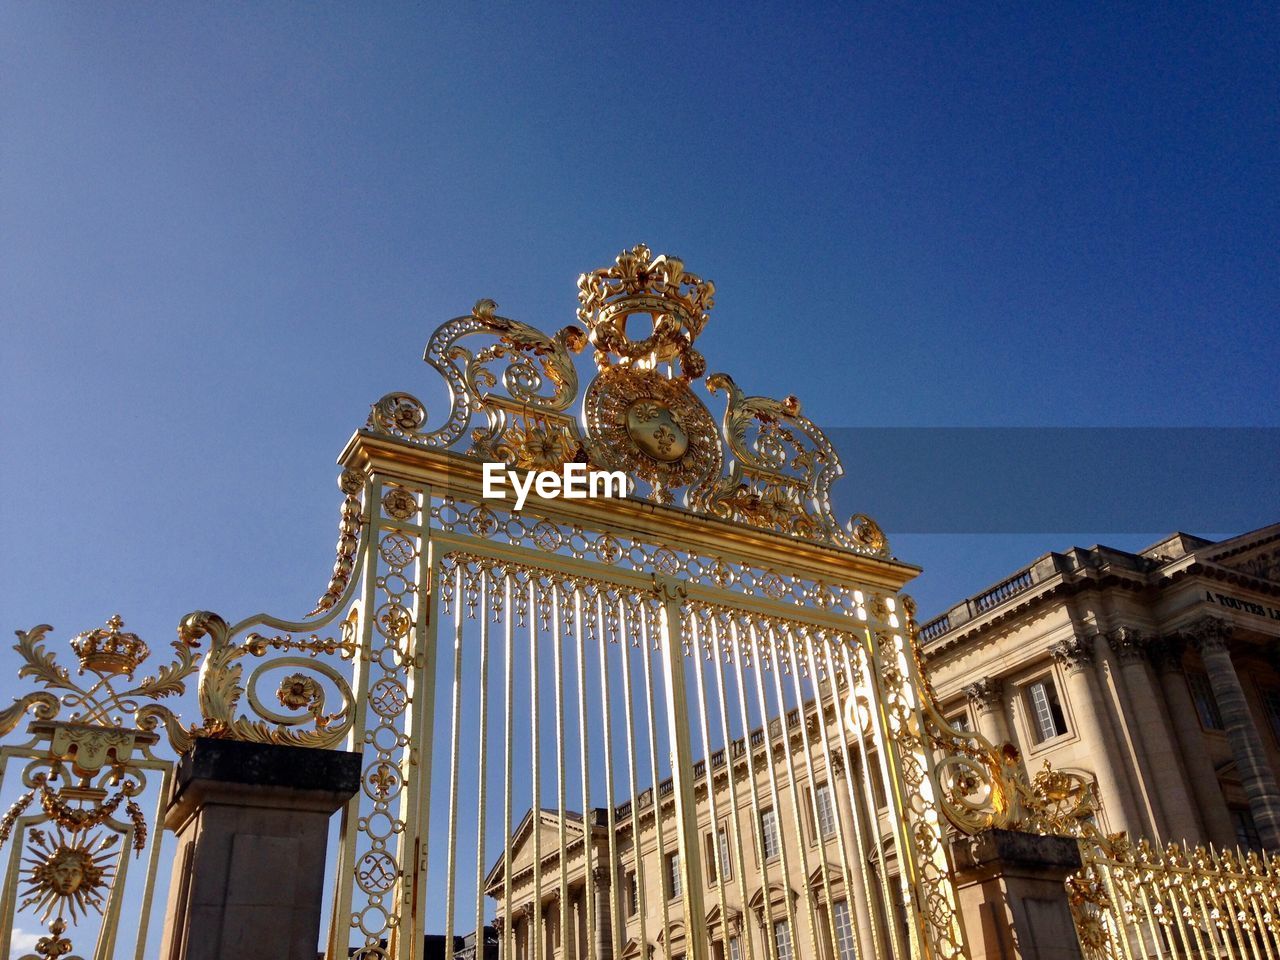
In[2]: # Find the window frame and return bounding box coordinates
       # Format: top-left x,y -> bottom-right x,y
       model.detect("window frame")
832,899 -> 857,960
772,918 -> 794,960
665,849 -> 682,900
706,823 -> 732,883
1024,675 -> 1068,744
624,867 -> 638,916
759,807 -> 781,861
807,782 -> 838,844
1187,669 -> 1224,731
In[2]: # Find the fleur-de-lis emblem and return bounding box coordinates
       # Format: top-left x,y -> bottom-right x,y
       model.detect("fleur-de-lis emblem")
624,399 -> 688,463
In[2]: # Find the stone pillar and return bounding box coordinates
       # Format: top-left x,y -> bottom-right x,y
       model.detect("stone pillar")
160,737 -> 361,960
591,865 -> 614,960
1149,636 -> 1236,848
1191,616 -> 1280,849
1050,635 -> 1143,838
951,829 -> 1083,960
1105,628 -> 1202,846
963,676 -> 1012,748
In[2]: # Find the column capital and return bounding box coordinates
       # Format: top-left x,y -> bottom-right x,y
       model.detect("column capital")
1050,633 -> 1095,672
1148,635 -> 1187,674
492,915 -> 506,934
1105,626 -> 1148,664
592,865 -> 612,885
1187,615 -> 1234,653
962,676 -> 1005,710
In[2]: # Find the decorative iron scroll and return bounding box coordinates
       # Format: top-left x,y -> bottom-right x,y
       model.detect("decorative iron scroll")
0,618 -> 186,958
0,604 -> 364,958
365,243 -> 887,553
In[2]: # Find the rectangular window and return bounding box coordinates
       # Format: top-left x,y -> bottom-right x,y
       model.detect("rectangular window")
869,758 -> 887,809
706,825 -> 732,882
949,713 -> 971,732
760,808 -> 781,860
728,937 -> 742,960
625,869 -> 638,916
1261,688 -> 1280,744
1187,670 -> 1224,730
1026,677 -> 1068,742
832,900 -> 857,960
813,783 -> 838,840
772,919 -> 793,960
1232,808 -> 1262,849
665,851 -> 681,898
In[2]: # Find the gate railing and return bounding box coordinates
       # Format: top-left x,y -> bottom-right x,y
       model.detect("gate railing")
1068,837 -> 1280,960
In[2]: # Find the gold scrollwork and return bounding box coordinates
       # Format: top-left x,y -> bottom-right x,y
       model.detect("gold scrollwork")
368,299 -> 586,450
364,246 -> 890,554
178,612 -> 356,749
706,373 -> 887,554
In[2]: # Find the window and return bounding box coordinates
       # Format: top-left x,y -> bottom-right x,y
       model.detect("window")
715,938 -> 742,960
869,759 -> 887,809
949,713 -> 971,732
1232,808 -> 1262,849
772,919 -> 793,960
665,851 -> 682,898
813,784 -> 837,840
707,825 -> 732,882
760,808 -> 781,860
1261,687 -> 1280,744
1187,670 -> 1224,730
624,869 -> 638,916
832,900 -> 857,960
1026,677 -> 1068,742
728,937 -> 742,960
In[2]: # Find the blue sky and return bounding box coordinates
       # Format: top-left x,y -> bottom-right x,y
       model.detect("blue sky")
2,3 -> 1277,951
2,0 -> 1276,654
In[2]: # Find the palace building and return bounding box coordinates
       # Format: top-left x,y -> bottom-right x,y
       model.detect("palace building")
484,522 -> 1280,960
924,522 -> 1280,853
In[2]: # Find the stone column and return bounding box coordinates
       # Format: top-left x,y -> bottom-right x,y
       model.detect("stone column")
592,866 -> 614,960
1191,616 -> 1280,849
1050,634 -> 1143,838
1149,636 -> 1236,848
160,737 -> 361,960
951,829 -> 1083,960
963,676 -> 1012,748
1105,628 -> 1202,846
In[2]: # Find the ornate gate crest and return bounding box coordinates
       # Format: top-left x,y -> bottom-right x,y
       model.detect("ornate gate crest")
367,243 -> 884,551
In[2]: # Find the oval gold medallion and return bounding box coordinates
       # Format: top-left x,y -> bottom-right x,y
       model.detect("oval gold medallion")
624,400 -> 688,462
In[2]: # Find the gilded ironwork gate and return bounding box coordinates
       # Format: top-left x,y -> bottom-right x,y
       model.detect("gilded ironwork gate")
0,245 -> 975,960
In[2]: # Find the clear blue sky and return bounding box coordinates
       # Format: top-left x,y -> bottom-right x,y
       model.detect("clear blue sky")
2,4 -> 1277,952
2,2 -> 1277,668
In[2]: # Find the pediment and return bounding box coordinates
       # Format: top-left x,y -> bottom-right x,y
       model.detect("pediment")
1216,758 -> 1241,785
747,880 -> 797,913
806,861 -> 845,893
620,936 -> 652,960
1198,525 -> 1280,584
656,921 -> 685,946
484,807 -> 587,891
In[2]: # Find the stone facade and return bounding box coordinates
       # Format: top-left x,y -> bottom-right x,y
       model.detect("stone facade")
925,523 -> 1280,851
484,705 -> 908,960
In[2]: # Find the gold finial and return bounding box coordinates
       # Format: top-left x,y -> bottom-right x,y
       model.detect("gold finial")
69,615 -> 149,677
576,243 -> 714,380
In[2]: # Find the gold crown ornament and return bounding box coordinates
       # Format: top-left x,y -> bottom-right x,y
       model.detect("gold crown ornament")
576,243 -> 714,380
69,615 -> 150,677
